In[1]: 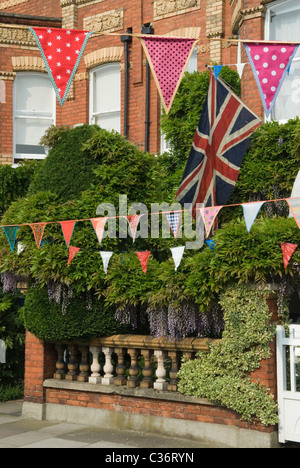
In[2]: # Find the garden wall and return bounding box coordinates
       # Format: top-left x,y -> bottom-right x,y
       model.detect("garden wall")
22,292 -> 280,451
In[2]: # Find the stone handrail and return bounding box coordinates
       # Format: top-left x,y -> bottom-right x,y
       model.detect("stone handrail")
53,335 -> 219,393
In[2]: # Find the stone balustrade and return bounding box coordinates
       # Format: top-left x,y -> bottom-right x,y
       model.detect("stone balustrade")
53,335 -> 218,392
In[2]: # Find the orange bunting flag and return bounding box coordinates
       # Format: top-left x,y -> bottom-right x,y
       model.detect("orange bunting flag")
136,251 -> 150,274
281,243 -> 298,269
60,220 -> 76,247
90,218 -> 108,245
30,223 -> 47,249
68,246 -> 80,265
127,215 -> 141,242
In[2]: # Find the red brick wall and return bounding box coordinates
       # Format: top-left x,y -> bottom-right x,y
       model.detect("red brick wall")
23,292 -> 279,435
0,0 -> 61,17
24,332 -> 57,405
44,386 -> 275,434
0,0 -> 269,161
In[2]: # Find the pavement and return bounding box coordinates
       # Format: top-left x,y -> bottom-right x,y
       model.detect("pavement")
0,400 -> 219,449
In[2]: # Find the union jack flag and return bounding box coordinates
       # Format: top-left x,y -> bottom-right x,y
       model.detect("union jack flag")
176,73 -> 261,218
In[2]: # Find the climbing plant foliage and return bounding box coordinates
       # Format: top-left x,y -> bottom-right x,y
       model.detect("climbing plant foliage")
177,285 -> 278,426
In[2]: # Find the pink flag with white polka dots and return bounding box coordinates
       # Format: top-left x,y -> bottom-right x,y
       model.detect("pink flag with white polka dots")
29,27 -> 93,106
139,36 -> 199,114
244,42 -> 299,117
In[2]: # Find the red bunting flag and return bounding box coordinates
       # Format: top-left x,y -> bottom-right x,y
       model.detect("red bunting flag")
30,223 -> 47,249
281,243 -> 298,269
139,36 -> 199,114
136,251 -> 150,274
127,215 -> 141,242
60,220 -> 76,247
29,27 -> 93,105
90,218 -> 108,245
68,246 -> 80,265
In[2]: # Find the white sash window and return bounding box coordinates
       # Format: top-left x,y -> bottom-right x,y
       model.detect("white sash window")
13,73 -> 55,163
265,0 -> 300,122
89,62 -> 121,133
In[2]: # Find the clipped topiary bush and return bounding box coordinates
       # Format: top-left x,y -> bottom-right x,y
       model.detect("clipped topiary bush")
29,124 -> 100,201
22,284 -> 130,342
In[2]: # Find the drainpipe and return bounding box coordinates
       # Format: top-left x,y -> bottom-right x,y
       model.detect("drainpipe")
141,23 -> 154,153
121,28 -> 132,139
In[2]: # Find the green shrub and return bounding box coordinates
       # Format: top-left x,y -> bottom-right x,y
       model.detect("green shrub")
22,284 -> 130,342
233,118 -> 300,204
0,161 -> 38,218
29,124 -> 100,201
161,68 -> 241,164
177,284 -> 278,426
0,291 -> 25,387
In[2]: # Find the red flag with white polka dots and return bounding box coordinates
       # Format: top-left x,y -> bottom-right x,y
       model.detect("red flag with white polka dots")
29,27 -> 93,105
243,42 -> 299,117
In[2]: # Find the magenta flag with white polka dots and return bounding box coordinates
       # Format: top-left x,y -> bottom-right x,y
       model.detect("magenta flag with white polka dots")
244,42 -> 299,117
139,36 -> 199,114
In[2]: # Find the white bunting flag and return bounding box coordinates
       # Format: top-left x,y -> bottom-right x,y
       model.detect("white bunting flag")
170,246 -> 185,271
100,251 -> 113,274
242,202 -> 265,233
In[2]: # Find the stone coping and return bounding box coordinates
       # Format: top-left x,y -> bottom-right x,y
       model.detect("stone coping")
43,378 -> 214,406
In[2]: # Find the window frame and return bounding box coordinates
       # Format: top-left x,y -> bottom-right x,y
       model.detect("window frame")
13,72 -> 56,164
89,62 -> 121,133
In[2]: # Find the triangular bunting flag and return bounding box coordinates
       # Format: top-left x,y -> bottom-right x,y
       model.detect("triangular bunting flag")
30,223 -> 47,249
60,220 -> 76,247
126,215 -> 141,242
139,36 -> 199,114
199,206 -> 222,238
213,65 -> 223,80
29,27 -> 93,106
67,246 -> 80,265
243,42 -> 299,117
136,251 -> 150,274
100,251 -> 113,274
170,246 -> 185,271
2,226 -> 18,252
286,198 -> 300,228
90,218 -> 108,246
206,239 -> 215,250
165,212 -> 182,239
242,202 -> 265,233
281,243 -> 298,269
236,63 -> 246,79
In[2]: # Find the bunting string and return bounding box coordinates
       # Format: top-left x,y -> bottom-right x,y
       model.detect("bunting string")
1,196 -> 299,230
1,197 -> 300,272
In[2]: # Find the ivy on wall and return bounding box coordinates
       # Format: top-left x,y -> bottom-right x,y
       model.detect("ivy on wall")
177,284 -> 278,426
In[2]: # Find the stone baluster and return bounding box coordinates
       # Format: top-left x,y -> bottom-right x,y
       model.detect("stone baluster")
127,348 -> 140,388
154,350 -> 167,390
102,347 -> 114,385
114,347 -> 127,386
65,345 -> 79,381
167,351 -> 179,392
89,346 -> 102,384
140,349 -> 153,389
54,343 -> 66,380
77,345 -> 90,382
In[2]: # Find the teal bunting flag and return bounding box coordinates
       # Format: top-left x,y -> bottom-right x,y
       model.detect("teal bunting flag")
2,226 -> 18,252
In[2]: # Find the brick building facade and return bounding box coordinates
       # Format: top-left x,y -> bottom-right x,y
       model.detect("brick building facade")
1,0 -> 298,166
